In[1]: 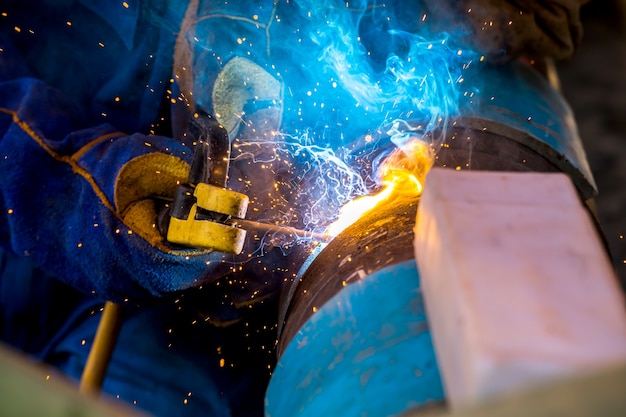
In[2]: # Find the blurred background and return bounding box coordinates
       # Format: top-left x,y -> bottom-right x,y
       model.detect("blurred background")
557,0 -> 626,288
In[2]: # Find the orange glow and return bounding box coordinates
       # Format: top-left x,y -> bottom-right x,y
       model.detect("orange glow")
325,140 -> 433,236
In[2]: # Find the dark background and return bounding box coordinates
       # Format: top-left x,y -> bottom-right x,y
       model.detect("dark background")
557,0 -> 626,288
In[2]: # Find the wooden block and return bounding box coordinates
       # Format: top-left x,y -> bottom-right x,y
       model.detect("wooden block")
414,168 -> 626,408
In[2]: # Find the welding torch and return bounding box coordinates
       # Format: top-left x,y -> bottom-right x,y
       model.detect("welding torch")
159,117 -> 330,250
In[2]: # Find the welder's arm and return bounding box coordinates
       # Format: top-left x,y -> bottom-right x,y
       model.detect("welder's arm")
0,53 -> 228,304
428,0 -> 590,61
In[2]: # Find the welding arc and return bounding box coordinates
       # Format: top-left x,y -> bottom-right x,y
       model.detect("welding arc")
226,219 -> 331,242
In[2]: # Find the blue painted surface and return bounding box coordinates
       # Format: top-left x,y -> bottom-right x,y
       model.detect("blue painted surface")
265,260 -> 444,417
459,62 -> 596,198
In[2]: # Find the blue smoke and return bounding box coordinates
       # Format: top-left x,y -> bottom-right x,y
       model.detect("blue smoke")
279,0 -> 480,148
188,0 -> 482,237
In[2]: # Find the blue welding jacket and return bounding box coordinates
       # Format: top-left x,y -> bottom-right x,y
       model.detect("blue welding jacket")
0,247 -> 278,416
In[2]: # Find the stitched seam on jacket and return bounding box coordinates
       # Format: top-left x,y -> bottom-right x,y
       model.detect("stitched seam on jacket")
72,131 -> 125,161
0,107 -> 118,214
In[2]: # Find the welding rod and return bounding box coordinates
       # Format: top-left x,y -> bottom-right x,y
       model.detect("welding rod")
79,301 -> 123,396
226,218 -> 332,242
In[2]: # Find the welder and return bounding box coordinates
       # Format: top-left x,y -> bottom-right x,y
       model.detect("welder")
0,0 -> 589,416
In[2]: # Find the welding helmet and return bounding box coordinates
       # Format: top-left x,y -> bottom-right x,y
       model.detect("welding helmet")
172,0 -> 433,147
173,0 -> 284,142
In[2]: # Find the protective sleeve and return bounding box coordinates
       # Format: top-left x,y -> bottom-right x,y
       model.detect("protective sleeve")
426,0 -> 590,61
0,42 -> 228,303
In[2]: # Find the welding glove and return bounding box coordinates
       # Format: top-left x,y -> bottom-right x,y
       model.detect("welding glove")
0,75 -> 239,303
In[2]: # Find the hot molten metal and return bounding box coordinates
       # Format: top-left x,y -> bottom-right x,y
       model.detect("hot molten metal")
325,139 -> 433,236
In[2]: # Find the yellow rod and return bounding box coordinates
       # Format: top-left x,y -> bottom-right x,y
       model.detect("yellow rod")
79,301 -> 123,396
226,218 -> 331,242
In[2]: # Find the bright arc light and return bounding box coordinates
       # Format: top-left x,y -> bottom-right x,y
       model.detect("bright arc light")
325,140 -> 433,237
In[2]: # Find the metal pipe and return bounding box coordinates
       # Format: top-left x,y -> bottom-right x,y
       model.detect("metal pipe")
267,62 -> 602,417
